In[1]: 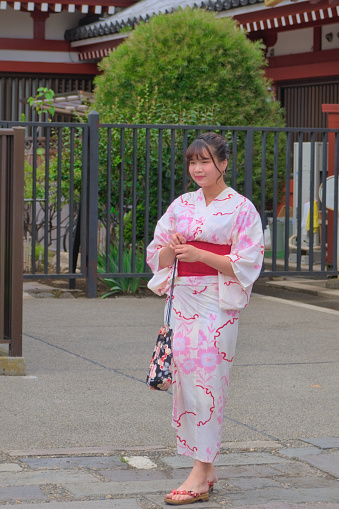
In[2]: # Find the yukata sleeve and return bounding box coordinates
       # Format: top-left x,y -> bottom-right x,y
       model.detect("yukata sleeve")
146,203 -> 176,296
219,203 -> 264,310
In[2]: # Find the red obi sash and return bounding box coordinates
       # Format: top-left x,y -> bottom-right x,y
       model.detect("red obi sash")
177,241 -> 231,277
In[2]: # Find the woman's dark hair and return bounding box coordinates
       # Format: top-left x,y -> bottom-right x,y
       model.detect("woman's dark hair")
186,132 -> 230,183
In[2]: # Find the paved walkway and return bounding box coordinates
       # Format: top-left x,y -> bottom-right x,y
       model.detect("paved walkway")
0,438 -> 338,508
0,288 -> 338,507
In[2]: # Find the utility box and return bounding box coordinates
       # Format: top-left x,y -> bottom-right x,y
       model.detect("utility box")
293,142 -> 323,246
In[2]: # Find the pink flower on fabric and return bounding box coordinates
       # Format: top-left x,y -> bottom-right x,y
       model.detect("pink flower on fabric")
181,358 -> 196,375
176,214 -> 194,234
235,209 -> 254,231
173,331 -> 191,357
198,329 -> 208,346
236,234 -> 254,251
197,346 -> 223,373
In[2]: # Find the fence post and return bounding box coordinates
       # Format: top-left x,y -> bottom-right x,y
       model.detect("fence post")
86,111 -> 99,298
244,129 -> 253,201
0,127 -> 25,361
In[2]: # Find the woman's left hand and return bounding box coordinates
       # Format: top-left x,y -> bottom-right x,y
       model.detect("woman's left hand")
174,243 -> 201,263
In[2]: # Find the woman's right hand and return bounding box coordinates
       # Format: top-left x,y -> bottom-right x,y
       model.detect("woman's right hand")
168,232 -> 186,250
159,233 -> 186,269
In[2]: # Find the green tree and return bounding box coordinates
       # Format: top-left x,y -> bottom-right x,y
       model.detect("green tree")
94,8 -> 283,129
94,7 -> 285,214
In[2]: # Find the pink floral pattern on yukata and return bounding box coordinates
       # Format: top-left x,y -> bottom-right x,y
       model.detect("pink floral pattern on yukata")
146,187 -> 264,462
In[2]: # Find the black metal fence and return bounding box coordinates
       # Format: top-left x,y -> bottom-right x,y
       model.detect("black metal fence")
1,112 -> 338,298
0,127 -> 25,356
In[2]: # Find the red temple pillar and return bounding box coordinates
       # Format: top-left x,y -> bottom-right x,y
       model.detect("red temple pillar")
321,104 -> 339,265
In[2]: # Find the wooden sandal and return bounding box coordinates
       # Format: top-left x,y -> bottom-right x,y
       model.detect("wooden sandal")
207,480 -> 214,492
164,489 -> 209,505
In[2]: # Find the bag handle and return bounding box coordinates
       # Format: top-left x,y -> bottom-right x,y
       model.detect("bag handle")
165,257 -> 177,328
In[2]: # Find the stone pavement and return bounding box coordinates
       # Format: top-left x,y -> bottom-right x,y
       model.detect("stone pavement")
0,439 -> 338,507
0,287 -> 338,507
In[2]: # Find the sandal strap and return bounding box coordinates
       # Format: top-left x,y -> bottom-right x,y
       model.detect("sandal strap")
176,490 -> 200,498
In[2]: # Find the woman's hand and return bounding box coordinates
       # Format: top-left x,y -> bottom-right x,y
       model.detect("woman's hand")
159,233 -> 186,269
174,243 -> 201,263
168,232 -> 186,249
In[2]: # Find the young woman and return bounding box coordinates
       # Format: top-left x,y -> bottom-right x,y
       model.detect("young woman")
147,132 -> 264,505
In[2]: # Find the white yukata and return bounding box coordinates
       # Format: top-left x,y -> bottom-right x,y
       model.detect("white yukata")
146,187 -> 264,463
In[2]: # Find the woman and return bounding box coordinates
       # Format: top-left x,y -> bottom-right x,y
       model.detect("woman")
147,132 -> 264,505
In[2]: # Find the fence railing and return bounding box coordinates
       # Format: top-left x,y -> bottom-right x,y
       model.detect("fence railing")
0,113 -> 338,298
0,127 -> 25,356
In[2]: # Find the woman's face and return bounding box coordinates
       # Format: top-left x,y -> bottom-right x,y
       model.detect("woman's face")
188,148 -> 227,191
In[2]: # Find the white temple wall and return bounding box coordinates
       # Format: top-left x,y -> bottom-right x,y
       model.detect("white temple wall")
45,11 -> 85,40
0,9 -> 33,38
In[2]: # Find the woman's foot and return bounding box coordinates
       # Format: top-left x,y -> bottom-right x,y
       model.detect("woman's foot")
164,489 -> 209,504
165,459 -> 215,503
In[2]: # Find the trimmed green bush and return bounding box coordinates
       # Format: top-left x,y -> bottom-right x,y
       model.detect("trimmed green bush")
95,8 -> 283,129
94,7 -> 285,215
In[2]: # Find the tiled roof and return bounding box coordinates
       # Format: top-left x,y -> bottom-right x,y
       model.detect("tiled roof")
0,1 -> 137,15
65,0 -> 265,42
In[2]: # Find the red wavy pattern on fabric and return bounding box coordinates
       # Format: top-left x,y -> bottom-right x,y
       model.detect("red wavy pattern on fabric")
174,387 -> 215,429
192,286 -> 207,295
180,196 -> 194,207
196,386 -> 215,426
214,194 -> 233,202
227,254 -> 241,263
173,411 -> 197,428
214,320 -> 238,361
177,435 -> 198,453
173,307 -> 199,321
213,197 -> 247,216
224,279 -> 249,306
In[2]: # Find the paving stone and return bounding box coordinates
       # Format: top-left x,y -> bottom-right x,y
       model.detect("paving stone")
301,452 -> 339,478
274,476 -> 339,489
226,477 -> 282,490
0,485 -> 47,502
144,493 -> 222,508
0,470 -> 98,487
168,465 -> 287,480
269,461 -> 320,476
237,504 -> 339,509
0,500 -> 143,509
8,445 -> 167,457
226,487 -> 339,506
162,453 -> 288,470
215,465 -> 288,479
99,468 -> 169,482
277,447 -> 322,458
221,441 -> 282,451
63,478 -> 185,497
0,463 -> 22,472
301,437 -> 339,449
123,456 -> 157,469
20,455 -> 127,470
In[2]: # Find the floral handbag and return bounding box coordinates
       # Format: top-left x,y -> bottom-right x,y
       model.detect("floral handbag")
146,259 -> 177,391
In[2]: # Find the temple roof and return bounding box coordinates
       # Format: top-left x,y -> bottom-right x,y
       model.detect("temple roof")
0,0 -> 138,15
64,0 -> 266,41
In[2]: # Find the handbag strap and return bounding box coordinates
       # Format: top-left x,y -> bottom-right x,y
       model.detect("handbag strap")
165,257 -> 177,327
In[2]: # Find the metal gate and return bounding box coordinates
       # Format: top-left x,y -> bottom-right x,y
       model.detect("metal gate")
1,113 -> 338,298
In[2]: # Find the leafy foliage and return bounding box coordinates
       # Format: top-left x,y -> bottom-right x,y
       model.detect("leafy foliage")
94,7 -> 285,214
95,8 -> 283,129
97,243 -> 146,296
27,87 -> 55,117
